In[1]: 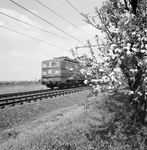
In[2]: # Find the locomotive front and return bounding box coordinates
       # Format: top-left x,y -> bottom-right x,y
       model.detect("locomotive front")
41,57 -> 85,89
41,59 -> 62,89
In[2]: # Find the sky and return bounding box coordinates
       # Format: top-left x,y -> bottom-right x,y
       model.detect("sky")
0,0 -> 105,81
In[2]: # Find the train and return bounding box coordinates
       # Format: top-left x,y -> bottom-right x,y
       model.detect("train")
41,57 -> 85,89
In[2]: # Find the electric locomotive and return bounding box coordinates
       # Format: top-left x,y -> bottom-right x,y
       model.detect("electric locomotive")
41,57 -> 85,89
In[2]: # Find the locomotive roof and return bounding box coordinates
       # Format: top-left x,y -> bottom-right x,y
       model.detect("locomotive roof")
43,57 -> 78,63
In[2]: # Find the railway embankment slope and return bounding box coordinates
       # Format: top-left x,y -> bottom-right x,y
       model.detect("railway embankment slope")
1,84 -> 146,150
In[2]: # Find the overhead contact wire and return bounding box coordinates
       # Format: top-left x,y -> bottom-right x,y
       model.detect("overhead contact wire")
0,25 -> 69,51
66,0 -> 82,15
0,12 -> 72,41
36,0 -> 94,38
10,0 -> 85,44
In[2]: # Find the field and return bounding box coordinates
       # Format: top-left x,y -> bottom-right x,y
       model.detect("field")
0,81 -> 47,94
0,82 -> 147,150
0,82 -> 91,149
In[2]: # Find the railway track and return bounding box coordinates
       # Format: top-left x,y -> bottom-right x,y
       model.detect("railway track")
0,86 -> 90,109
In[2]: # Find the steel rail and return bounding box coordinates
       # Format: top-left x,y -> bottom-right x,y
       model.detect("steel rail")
0,86 -> 90,108
0,89 -> 54,99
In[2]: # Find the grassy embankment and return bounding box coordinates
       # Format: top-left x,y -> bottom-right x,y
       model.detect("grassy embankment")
0,84 -> 147,150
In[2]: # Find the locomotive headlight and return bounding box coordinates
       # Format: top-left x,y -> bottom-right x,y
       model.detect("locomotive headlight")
48,70 -> 52,74
55,71 -> 59,74
42,72 -> 46,75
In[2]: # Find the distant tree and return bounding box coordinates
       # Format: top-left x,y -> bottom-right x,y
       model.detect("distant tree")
72,0 -> 147,123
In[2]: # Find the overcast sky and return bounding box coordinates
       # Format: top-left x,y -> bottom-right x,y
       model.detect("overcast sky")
0,0 -> 105,81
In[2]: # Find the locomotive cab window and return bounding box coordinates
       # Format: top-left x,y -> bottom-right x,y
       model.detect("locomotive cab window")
50,61 -> 58,67
42,62 -> 49,68
42,61 -> 59,68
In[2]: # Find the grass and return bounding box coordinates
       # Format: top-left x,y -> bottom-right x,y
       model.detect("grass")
1,90 -> 147,150
0,91 -> 89,131
0,81 -> 46,94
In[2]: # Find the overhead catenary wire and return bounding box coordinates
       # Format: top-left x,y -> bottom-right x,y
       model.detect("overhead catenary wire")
0,25 -> 69,51
36,0 -> 94,38
76,45 -> 105,49
0,11 -> 73,42
10,0 -> 85,44
65,0 -> 82,15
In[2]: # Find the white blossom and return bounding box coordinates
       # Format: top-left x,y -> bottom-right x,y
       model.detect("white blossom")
132,48 -> 138,52
138,62 -> 143,67
91,79 -> 99,84
80,69 -> 86,74
144,77 -> 147,82
84,80 -> 89,84
126,50 -> 131,55
132,32 -> 136,36
108,86 -> 112,90
137,92 -> 142,96
127,43 -> 131,47
140,49 -> 146,53
129,91 -> 134,95
115,48 -> 122,53
103,56 -> 110,61
130,69 -> 134,73
121,56 -> 125,59
94,85 -> 101,92
99,68 -> 104,72
102,75 -> 110,83
114,28 -> 119,33
111,76 -> 118,82
144,37 -> 147,41
110,44 -> 117,48
109,72 -> 115,76
111,55 -> 116,59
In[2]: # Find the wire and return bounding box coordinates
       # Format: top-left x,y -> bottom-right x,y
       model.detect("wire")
10,0 -> 85,44
76,45 -> 105,49
0,11 -> 73,42
66,0 -> 82,15
36,0 -> 94,38
0,25 -> 69,51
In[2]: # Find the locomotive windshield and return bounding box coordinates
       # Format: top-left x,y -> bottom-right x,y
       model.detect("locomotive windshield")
42,62 -> 49,68
50,61 -> 58,67
42,61 -> 59,68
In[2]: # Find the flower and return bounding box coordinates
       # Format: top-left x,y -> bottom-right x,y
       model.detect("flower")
138,62 -> 143,67
130,69 -> 134,73
126,50 -> 131,55
144,77 -> 147,82
111,76 -> 117,82
144,37 -> 147,41
111,44 -> 117,48
140,49 -> 146,53
109,72 -> 115,76
127,43 -> 131,47
102,75 -> 110,83
132,32 -> 136,36
84,80 -> 89,84
108,86 -> 112,90
129,91 -> 134,95
99,68 -> 104,72
80,69 -> 86,74
114,48 -> 122,53
132,48 -> 138,52
137,92 -> 142,96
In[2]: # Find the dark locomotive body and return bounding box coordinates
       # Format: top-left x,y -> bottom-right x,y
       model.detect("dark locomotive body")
41,57 -> 85,89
